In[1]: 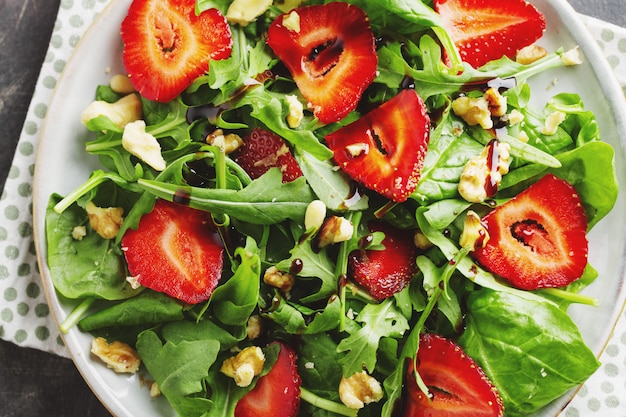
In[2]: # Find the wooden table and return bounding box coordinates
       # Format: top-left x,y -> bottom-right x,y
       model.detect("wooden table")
1,0 -> 624,415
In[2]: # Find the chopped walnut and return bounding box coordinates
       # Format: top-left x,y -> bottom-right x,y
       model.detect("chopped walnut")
206,129 -> 244,154
91,337 -> 141,374
483,87 -> 507,118
85,201 -> 124,240
339,371 -> 384,410
451,96 -> 493,129
263,266 -> 295,293
516,44 -> 548,65
459,210 -> 490,250
220,346 -> 266,387
458,141 -> 511,203
317,216 -> 354,248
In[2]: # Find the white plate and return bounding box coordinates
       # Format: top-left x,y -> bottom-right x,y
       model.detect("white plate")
32,0 -> 626,416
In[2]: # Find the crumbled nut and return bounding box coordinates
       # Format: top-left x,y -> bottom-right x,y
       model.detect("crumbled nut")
80,93 -> 142,129
263,266 -> 295,293
413,230 -> 433,250
459,210 -> 490,250
541,111 -> 566,135
126,275 -> 142,290
206,129 -> 243,154
317,216 -> 354,248
285,95 -> 304,128
451,96 -> 493,129
110,74 -> 135,94
483,87 -> 507,118
85,201 -> 124,240
458,141 -> 511,203
226,0 -> 272,26
516,44 -> 548,65
122,120 -> 167,171
339,371 -> 384,410
561,46 -> 582,66
220,346 -> 266,387
246,315 -> 263,340
71,225 -> 87,241
506,109 -> 524,126
149,381 -> 161,398
305,200 -> 327,232
282,10 -> 301,33
91,337 -> 141,374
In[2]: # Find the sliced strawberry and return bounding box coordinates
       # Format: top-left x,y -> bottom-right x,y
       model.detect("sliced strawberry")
121,199 -> 224,304
404,333 -> 504,417
325,89 -> 430,203
471,174 -> 588,290
235,342 -> 302,417
434,0 -> 546,68
348,221 -> 419,300
121,0 -> 232,102
232,128 -> 303,182
267,3 -> 377,123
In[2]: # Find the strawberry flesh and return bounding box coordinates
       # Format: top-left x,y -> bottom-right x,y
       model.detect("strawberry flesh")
267,3 -> 378,123
325,89 -> 430,203
349,221 -> 419,300
121,0 -> 232,102
121,199 -> 224,304
471,174 -> 588,290
434,0 -> 546,68
232,128 -> 303,182
235,342 -> 301,417
404,333 -> 504,417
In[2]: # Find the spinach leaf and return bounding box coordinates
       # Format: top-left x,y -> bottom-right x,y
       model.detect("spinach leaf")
136,330 -> 219,417
45,194 -> 139,300
458,288 -> 600,416
78,291 -> 184,331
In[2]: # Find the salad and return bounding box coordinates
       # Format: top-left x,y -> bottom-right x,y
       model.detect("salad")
42,0 -> 620,416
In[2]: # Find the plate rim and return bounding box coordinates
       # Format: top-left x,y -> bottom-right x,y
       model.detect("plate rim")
31,0 -> 626,416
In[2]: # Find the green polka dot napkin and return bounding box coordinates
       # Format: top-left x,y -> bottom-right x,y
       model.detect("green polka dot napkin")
0,2 -> 625,416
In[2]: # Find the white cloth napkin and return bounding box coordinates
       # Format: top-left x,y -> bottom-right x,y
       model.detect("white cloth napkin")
0,2 -> 624,415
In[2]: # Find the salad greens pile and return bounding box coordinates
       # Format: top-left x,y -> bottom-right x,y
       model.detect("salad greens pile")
45,0 -> 619,416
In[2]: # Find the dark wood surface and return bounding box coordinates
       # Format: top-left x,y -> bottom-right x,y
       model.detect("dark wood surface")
0,0 -> 624,416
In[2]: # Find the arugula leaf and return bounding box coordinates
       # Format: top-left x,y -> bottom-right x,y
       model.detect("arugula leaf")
459,288 -> 600,416
337,298 -> 409,376
138,168 -> 316,225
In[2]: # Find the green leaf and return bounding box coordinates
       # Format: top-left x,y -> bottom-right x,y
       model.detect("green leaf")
45,194 -> 140,300
458,288 -> 600,416
337,299 -> 409,376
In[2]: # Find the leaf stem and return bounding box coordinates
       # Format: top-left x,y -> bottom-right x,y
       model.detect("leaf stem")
300,387 -> 358,417
59,297 -> 96,333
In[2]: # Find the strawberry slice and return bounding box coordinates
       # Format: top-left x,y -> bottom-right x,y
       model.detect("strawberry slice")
325,89 -> 430,203
267,2 -> 377,123
121,199 -> 224,304
434,0 -> 546,68
235,342 -> 302,417
404,333 -> 504,417
121,0 -> 232,102
348,221 -> 419,300
232,128 -> 303,182
471,174 -> 588,290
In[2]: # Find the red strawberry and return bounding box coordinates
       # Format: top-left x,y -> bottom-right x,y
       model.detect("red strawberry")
121,199 -> 224,304
235,342 -> 301,417
404,333 -> 504,417
348,221 -> 419,300
121,0 -> 232,102
267,3 -> 377,124
471,174 -> 588,290
325,89 -> 430,203
434,0 -> 546,68
232,128 -> 303,182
